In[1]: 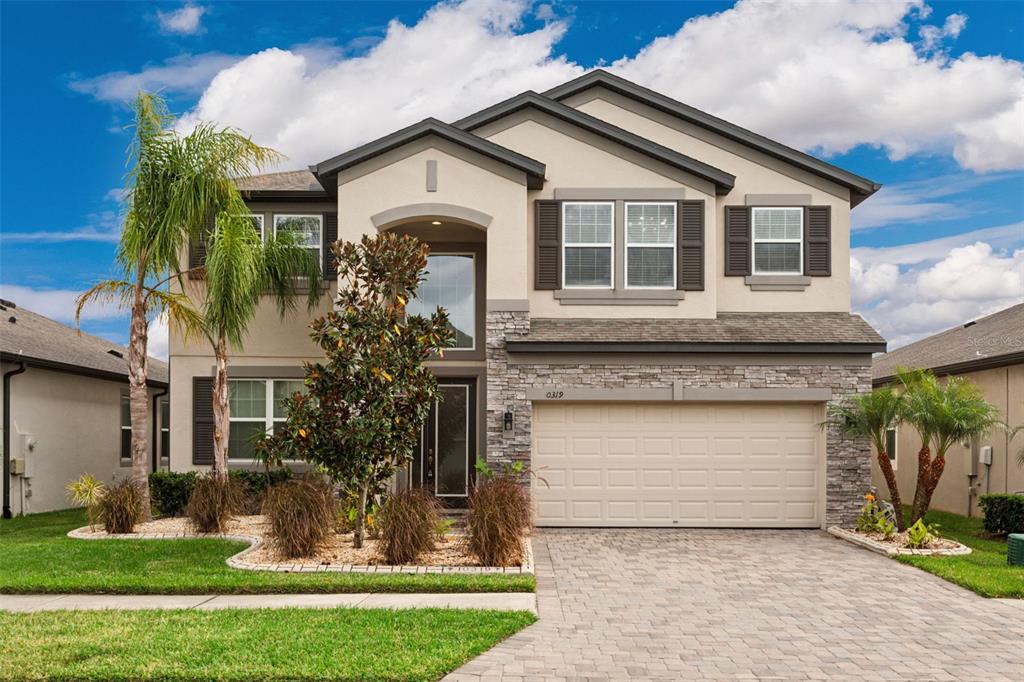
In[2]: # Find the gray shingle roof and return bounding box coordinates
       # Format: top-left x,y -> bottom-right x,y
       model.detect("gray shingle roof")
235,169 -> 326,194
508,313 -> 885,350
0,302 -> 168,386
872,303 -> 1024,382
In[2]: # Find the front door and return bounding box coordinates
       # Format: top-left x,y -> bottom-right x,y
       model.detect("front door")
410,379 -> 476,504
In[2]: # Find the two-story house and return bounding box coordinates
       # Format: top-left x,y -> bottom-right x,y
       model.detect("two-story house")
169,70 -> 885,529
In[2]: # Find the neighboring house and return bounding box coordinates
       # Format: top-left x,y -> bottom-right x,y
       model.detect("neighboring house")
170,69 -> 886,528
872,303 -> 1024,517
0,300 -> 169,517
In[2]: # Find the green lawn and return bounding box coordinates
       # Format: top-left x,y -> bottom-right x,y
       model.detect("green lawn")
0,509 -> 534,595
897,508 -> 1024,598
0,607 -> 534,681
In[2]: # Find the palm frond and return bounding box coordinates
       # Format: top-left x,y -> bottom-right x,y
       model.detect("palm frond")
826,387 -> 903,454
142,287 -> 204,342
74,281 -> 135,328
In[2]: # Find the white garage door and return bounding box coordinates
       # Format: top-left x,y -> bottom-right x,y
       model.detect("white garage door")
532,402 -> 823,528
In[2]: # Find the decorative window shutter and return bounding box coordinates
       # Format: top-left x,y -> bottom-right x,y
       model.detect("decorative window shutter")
188,214 -> 215,273
804,206 -> 831,277
677,200 -> 705,291
323,213 -> 338,278
535,200 -> 561,290
724,206 -> 751,276
192,377 -> 215,465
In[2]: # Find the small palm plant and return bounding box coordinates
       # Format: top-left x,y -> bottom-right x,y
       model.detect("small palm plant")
900,369 -> 1002,524
66,474 -> 106,529
828,388 -> 906,530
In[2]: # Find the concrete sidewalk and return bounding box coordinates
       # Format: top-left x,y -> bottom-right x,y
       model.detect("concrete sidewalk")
0,592 -> 536,613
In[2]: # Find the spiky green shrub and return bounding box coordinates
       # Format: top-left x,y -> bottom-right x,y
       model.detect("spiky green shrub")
65,474 -> 106,528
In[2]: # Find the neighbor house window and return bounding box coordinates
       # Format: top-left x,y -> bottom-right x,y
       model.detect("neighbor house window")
752,207 -> 802,275
159,398 -> 170,462
885,427 -> 898,470
274,214 -> 321,266
407,254 -> 476,350
563,202 -> 614,288
228,379 -> 307,460
120,393 -> 131,461
625,202 -> 676,288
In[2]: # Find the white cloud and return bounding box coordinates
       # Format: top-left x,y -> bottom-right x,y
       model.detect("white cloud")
0,284 -> 122,323
147,314 -> 169,361
70,52 -> 238,103
853,222 -> 1024,267
849,173 -> 1013,231
1,210 -> 123,243
919,12 -> 967,52
157,3 -> 207,36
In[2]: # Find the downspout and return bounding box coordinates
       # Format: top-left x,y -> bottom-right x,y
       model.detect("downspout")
151,386 -> 169,472
3,361 -> 27,519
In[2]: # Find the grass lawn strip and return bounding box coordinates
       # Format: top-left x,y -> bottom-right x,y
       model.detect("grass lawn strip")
0,607 -> 535,681
896,509 -> 1024,599
0,509 -> 534,595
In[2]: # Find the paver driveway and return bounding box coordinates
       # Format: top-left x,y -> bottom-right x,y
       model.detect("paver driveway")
447,529 -> 1024,681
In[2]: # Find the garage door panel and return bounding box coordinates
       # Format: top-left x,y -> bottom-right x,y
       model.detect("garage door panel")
533,402 -> 823,528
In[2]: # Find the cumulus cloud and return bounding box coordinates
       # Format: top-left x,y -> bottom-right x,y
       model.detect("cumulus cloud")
147,314 -> 170,361
157,3 -> 207,36
70,52 -> 238,103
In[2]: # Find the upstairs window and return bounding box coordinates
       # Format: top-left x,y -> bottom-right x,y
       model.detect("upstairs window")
625,202 -> 676,288
408,254 -> 476,350
563,202 -> 613,288
274,214 -> 322,268
752,207 -> 802,275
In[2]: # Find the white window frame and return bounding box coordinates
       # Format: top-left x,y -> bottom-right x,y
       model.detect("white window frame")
120,393 -> 132,464
227,378 -> 305,461
562,201 -> 615,289
885,426 -> 898,471
752,207 -> 803,276
273,213 -> 322,267
159,398 -> 170,463
624,201 -> 677,290
413,252 -> 476,352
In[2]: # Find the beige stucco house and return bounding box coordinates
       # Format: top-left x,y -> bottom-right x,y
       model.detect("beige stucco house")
1,300 -> 169,516
170,70 -> 886,528
872,303 -> 1024,518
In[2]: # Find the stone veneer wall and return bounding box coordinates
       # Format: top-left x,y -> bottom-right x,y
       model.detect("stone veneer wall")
486,311 -> 873,527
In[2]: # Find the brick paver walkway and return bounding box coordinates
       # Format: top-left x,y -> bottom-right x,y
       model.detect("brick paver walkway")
446,529 -> 1024,681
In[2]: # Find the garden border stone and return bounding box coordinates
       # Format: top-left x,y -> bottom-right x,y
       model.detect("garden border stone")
827,526 -> 972,557
67,526 -> 534,574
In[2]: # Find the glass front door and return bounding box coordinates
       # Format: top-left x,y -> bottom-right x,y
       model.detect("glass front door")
411,379 -> 476,501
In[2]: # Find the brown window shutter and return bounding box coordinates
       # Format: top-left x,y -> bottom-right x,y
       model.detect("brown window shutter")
323,213 -> 338,278
192,376 -> 215,465
677,200 -> 705,291
804,206 -> 831,276
724,206 -> 751,276
535,200 -> 561,290
188,214 -> 215,276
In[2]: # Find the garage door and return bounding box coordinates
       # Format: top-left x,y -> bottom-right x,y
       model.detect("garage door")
532,402 -> 823,528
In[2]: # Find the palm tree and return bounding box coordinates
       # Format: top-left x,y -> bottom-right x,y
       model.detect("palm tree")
900,369 -> 1002,524
828,388 -> 906,530
76,92 -> 278,518
201,220 -> 324,479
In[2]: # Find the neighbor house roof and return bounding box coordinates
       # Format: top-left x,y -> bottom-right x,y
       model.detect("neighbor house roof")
235,169 -> 328,199
310,117 -> 547,192
507,313 -> 886,354
0,300 -> 168,386
872,303 -> 1024,385
452,91 -> 736,194
543,69 -> 881,206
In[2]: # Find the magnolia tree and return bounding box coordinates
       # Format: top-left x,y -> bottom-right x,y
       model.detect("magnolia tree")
282,233 -> 453,548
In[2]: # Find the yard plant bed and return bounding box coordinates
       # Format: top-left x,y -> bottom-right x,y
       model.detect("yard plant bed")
0,509 -> 535,595
0,607 -> 535,681
896,509 -> 1024,599
828,525 -> 970,556
69,514 -> 533,574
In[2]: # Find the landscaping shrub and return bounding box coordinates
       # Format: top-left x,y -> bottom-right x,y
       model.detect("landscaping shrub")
979,493 -> 1024,534
65,474 -> 106,528
466,475 -> 531,567
149,471 -> 198,517
96,479 -> 144,534
229,468 -> 293,514
378,487 -> 442,564
262,476 -> 335,558
186,475 -> 244,533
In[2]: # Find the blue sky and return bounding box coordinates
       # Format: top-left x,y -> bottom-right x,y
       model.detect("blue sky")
1,0 -> 1022,358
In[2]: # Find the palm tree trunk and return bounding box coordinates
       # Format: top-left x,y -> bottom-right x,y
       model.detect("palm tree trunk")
876,450 -> 905,531
353,483 -> 368,549
128,281 -> 152,521
212,333 -> 230,482
911,445 -> 933,524
915,455 -> 946,525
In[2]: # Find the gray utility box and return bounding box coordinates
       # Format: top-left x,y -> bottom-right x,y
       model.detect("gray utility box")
1009,534 -> 1024,567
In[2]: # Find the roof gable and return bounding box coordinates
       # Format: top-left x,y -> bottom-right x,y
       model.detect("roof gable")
311,118 -> 546,192
544,70 -> 880,206
453,91 -> 734,195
